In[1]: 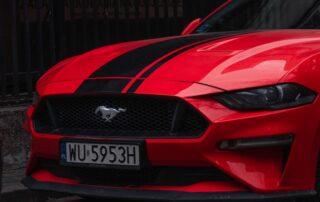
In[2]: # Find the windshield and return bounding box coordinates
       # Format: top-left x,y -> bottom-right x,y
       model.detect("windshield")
194,0 -> 317,33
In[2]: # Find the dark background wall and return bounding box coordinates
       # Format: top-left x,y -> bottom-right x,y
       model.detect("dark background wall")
0,0 -> 225,104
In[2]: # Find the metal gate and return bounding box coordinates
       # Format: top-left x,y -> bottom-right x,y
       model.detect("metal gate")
0,0 -> 224,102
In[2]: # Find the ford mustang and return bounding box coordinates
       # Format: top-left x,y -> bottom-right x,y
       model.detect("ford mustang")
23,0 -> 320,201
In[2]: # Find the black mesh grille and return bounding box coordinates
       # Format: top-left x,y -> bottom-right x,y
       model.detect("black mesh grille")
33,95 -> 208,138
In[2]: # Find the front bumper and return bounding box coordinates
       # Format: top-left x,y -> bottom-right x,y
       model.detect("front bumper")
25,95 -> 320,193
23,176 -> 316,201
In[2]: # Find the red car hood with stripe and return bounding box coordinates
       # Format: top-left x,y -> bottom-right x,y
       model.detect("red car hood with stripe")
37,30 -> 320,96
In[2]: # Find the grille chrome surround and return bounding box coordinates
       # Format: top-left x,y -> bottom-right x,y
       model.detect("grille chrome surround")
33,95 -> 209,138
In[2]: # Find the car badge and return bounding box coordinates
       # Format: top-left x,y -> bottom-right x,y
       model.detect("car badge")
95,106 -> 127,122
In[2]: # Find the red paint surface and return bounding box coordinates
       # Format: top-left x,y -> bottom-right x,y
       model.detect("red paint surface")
26,29 -> 320,194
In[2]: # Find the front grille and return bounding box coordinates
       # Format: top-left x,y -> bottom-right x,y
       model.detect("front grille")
38,159 -> 231,187
33,95 -> 208,138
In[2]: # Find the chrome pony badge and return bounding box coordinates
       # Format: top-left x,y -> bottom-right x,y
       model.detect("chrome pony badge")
95,106 -> 127,122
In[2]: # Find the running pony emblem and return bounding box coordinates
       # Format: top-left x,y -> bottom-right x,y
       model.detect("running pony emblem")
95,106 -> 127,122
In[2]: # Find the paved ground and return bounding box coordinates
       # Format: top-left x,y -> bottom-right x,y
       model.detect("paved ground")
1,167 -> 31,202
47,197 -> 131,202
47,197 -> 85,202
2,167 -> 26,193
1,167 -> 145,202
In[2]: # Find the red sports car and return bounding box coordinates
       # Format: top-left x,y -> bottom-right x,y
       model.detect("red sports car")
23,0 -> 320,201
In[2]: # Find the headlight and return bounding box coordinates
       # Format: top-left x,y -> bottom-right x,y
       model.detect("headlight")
213,84 -> 316,110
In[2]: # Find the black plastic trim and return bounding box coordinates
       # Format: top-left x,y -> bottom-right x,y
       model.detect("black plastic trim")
22,177 -> 317,201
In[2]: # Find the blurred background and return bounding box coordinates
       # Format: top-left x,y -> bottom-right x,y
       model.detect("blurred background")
0,0 -> 225,105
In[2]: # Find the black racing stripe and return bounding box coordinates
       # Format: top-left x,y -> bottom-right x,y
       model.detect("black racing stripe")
141,31 -> 262,78
125,31 -> 256,93
126,37 -> 228,92
90,33 -> 231,78
127,79 -> 144,93
76,79 -> 130,94
140,39 -> 221,78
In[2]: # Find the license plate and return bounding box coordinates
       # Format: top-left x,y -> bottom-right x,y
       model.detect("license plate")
60,141 -> 141,168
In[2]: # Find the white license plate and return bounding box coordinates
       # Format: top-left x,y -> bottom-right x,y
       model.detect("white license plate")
60,141 -> 141,168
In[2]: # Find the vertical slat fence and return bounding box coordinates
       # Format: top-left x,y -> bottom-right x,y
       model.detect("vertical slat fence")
0,0 -> 224,103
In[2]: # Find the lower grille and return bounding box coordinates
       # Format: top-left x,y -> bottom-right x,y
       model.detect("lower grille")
38,159 -> 231,187
33,95 -> 208,138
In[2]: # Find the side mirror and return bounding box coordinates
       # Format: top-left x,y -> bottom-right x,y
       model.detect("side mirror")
181,18 -> 201,35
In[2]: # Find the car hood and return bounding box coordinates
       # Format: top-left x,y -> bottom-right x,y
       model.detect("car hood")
38,30 -> 320,96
